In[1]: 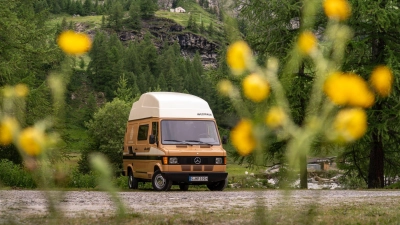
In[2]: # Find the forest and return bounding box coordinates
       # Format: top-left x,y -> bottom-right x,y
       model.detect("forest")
1,0 -> 400,190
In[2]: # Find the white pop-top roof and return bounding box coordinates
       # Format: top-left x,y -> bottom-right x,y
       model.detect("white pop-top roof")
128,92 -> 214,121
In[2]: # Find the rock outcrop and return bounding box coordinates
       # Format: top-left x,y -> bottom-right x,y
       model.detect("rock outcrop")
119,17 -> 220,68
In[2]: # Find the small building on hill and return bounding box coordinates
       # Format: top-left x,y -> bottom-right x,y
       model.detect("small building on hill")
170,7 -> 186,13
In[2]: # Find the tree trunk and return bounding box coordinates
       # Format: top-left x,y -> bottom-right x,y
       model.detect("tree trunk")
298,63 -> 308,189
368,29 -> 385,188
368,129 -> 384,188
299,153 -> 308,189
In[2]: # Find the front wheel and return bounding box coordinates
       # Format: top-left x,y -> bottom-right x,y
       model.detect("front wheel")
207,178 -> 228,191
128,170 -> 138,189
152,170 -> 172,191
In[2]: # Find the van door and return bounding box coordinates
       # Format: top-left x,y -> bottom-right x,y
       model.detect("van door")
134,122 -> 151,179
125,122 -> 137,154
136,122 -> 150,152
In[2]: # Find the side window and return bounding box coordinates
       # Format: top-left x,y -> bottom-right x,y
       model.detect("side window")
137,124 -> 149,141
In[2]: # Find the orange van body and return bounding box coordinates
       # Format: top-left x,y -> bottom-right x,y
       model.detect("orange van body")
123,92 -> 228,191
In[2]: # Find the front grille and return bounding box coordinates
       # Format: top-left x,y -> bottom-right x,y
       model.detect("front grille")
177,156 -> 216,165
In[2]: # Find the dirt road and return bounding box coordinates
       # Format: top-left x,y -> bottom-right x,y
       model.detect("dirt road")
1,189 -> 400,218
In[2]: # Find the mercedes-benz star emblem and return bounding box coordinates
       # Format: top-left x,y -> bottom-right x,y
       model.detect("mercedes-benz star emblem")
194,157 -> 201,165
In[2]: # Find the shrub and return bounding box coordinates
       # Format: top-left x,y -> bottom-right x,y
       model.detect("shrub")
338,171 -> 367,189
67,168 -> 99,188
386,182 -> 400,189
0,159 -> 36,188
114,175 -> 128,190
78,98 -> 131,173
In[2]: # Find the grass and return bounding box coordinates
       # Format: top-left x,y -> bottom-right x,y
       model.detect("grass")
155,2 -> 223,42
46,14 -> 103,30
155,9 -> 218,30
227,163 -> 255,176
156,0 -> 220,28
12,199 -> 400,225
63,128 -> 89,153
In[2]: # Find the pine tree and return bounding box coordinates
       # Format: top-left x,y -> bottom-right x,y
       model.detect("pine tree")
114,74 -> 134,102
87,32 -> 112,97
207,22 -> 214,36
237,0 -> 312,189
139,32 -> 158,75
79,57 -> 85,69
68,0 -> 77,14
165,66 -> 182,92
157,73 -> 168,90
65,0 -> 72,12
191,16 -> 198,32
125,71 -> 141,97
128,1 -> 141,30
147,72 -> 156,91
187,14 -> 194,30
338,0 -> 400,188
83,92 -> 98,124
0,0 -> 62,86
140,0 -> 157,19
137,68 -> 149,94
124,42 -> 142,75
83,0 -> 93,16
108,1 -> 124,30
200,20 -> 205,34
34,0 -> 49,13
61,17 -> 68,30
75,0 -> 84,15
101,15 -> 106,28
107,33 -> 124,99
68,21 -> 74,30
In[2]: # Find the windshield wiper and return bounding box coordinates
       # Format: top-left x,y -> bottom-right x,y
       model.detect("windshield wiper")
163,140 -> 193,146
185,140 -> 214,146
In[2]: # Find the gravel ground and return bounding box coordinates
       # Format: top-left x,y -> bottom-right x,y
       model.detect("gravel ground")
1,189 -> 400,218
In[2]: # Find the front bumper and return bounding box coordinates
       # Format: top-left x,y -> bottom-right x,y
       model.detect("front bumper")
163,172 -> 228,184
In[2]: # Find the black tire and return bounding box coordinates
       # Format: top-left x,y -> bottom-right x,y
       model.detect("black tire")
179,184 -> 189,191
128,170 -> 138,189
207,178 -> 228,191
152,170 -> 172,191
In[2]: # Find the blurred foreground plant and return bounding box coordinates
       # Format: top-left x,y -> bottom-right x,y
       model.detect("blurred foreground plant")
0,29 -> 125,220
221,0 -> 394,188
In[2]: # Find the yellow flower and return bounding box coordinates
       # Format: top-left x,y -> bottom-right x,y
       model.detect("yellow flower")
334,108 -> 367,142
226,41 -> 252,75
0,117 -> 18,145
230,119 -> 256,156
19,127 -> 45,156
242,73 -> 270,102
14,84 -> 29,97
2,86 -> 14,98
370,65 -> 393,97
265,107 -> 286,129
57,30 -> 92,55
324,72 -> 374,108
298,31 -> 317,55
323,0 -> 351,21
218,79 -> 233,96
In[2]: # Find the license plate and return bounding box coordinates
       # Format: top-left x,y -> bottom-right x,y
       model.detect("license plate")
189,176 -> 208,181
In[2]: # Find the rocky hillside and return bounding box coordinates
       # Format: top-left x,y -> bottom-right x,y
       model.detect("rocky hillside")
119,17 -> 220,68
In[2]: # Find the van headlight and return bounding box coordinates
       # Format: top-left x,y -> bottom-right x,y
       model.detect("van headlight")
215,157 -> 223,164
169,157 -> 178,164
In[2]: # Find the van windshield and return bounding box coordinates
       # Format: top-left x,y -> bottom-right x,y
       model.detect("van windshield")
161,120 -> 220,145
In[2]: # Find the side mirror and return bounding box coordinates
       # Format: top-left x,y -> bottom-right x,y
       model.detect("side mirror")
149,134 -> 156,144
222,135 -> 228,144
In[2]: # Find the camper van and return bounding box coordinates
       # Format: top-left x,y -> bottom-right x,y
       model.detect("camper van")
122,92 -> 228,191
